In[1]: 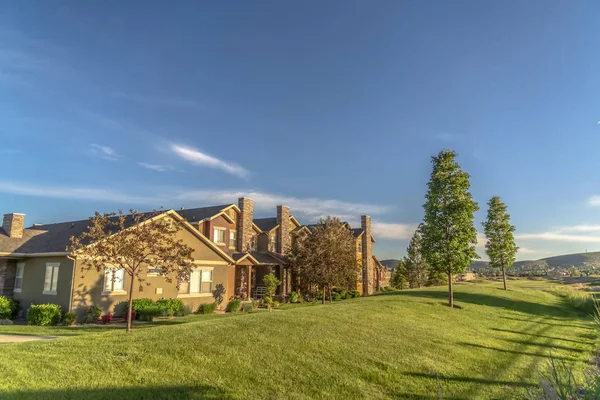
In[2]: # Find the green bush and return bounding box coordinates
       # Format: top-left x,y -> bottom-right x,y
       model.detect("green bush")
63,312 -> 77,326
138,306 -> 161,321
0,296 -> 17,319
181,305 -> 193,316
546,286 -> 595,314
263,296 -> 273,309
82,306 -> 102,323
226,299 -> 242,313
272,301 -> 280,309
338,289 -> 348,299
344,292 -> 352,300
350,290 -> 361,298
27,304 -> 62,326
288,291 -> 299,303
243,303 -> 254,312
196,302 -> 217,314
156,298 -> 184,316
332,292 -> 342,301
128,298 -> 156,312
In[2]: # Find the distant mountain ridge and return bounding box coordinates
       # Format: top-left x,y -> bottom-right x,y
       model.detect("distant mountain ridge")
380,259 -> 400,270
469,251 -> 600,271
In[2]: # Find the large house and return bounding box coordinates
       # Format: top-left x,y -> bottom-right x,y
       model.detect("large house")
0,198 -> 385,317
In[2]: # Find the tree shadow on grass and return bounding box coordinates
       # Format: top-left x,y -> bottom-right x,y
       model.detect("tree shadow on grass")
496,338 -> 588,353
401,371 -> 538,388
500,316 -> 591,330
457,342 -> 574,361
382,290 -> 575,318
490,328 -> 593,345
3,384 -> 232,400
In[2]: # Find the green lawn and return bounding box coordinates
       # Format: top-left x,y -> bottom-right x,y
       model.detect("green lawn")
0,280 -> 596,399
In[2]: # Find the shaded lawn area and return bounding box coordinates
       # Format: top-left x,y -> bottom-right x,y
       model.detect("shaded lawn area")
0,281 -> 596,399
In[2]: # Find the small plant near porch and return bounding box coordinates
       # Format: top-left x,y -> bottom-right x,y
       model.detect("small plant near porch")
263,273 -> 281,310
68,210 -> 195,333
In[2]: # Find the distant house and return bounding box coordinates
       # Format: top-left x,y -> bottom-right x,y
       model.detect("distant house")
457,271 -> 476,282
0,198 -> 386,317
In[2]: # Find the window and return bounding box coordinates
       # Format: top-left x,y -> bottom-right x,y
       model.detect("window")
43,263 -> 60,295
213,227 -> 226,244
104,268 -> 125,293
189,269 -> 213,294
250,234 -> 257,251
229,230 -> 237,250
357,241 -> 362,253
14,262 -> 24,293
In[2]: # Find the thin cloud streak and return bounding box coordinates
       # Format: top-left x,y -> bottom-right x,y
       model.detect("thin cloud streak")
137,162 -> 173,172
171,144 -> 249,178
371,222 -> 418,240
90,144 -> 119,161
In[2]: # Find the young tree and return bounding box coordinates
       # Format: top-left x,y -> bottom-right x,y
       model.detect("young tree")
289,217 -> 359,304
391,260 -> 407,289
404,226 -> 429,288
68,210 -> 194,332
421,150 -> 479,308
482,196 -> 519,290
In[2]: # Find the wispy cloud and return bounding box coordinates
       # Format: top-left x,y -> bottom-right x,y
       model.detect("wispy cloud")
90,144 -> 119,161
588,195 -> 600,206
137,162 -> 173,172
370,222 -> 418,240
112,92 -> 204,110
515,224 -> 600,244
171,144 -> 249,178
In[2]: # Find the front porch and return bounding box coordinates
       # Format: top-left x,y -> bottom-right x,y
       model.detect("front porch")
233,253 -> 291,301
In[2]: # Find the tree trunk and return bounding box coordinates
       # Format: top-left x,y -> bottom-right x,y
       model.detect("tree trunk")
448,272 -> 453,308
126,274 -> 135,333
322,286 -> 325,304
502,265 -> 507,291
328,284 -> 332,303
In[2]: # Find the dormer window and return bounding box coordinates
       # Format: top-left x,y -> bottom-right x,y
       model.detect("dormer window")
213,227 -> 226,245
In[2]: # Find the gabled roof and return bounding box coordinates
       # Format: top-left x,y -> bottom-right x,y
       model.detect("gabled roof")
250,251 -> 289,265
253,217 -> 278,232
177,204 -> 235,223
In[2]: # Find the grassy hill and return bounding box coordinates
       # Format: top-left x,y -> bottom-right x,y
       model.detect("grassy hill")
0,281 -> 596,399
380,259 -> 400,269
470,251 -> 600,271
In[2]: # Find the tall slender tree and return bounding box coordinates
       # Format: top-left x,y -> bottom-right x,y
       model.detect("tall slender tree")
482,196 -> 518,290
404,225 -> 429,288
391,259 -> 407,289
421,150 -> 479,308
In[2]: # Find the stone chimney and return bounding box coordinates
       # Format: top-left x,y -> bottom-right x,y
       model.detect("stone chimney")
237,198 -> 254,252
361,215 -> 373,295
276,205 -> 290,254
3,213 -> 25,238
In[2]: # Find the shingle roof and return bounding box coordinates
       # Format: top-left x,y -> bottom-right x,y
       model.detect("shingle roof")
250,251 -> 287,265
177,204 -> 232,223
352,228 -> 364,238
253,217 -> 278,232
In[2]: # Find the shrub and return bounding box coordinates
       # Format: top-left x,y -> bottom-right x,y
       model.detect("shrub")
226,299 -> 242,313
263,273 -> 281,297
212,283 -> 226,308
547,286 -> 595,314
344,292 -> 352,300
0,319 -> 13,325
196,302 -> 217,314
27,304 -> 62,326
0,296 -> 17,319
156,298 -> 184,317
350,290 -> 361,298
332,292 -> 342,301
63,312 -> 77,326
82,306 -> 102,323
243,303 -> 254,312
263,296 -> 273,309
128,298 -> 156,312
138,306 -> 161,321
288,291 -> 299,304
101,314 -> 113,324
252,300 -> 260,310
181,305 -> 193,316
338,289 -> 348,299
272,301 -> 280,309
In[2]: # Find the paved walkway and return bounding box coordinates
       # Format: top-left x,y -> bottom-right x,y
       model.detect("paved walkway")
0,335 -> 57,343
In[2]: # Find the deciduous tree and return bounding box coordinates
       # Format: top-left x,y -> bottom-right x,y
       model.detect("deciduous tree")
289,217 -> 359,303
421,150 -> 479,308
482,196 -> 518,290
68,210 -> 194,332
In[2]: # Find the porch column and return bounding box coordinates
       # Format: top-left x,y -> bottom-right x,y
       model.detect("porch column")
279,265 -> 286,296
247,265 -> 252,299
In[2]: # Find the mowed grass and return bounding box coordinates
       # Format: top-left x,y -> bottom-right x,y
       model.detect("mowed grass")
0,280 -> 596,399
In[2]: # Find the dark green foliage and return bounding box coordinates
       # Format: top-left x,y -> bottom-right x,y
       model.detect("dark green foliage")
0,296 -> 18,319
350,290 -> 361,298
338,289 -> 348,298
156,298 -> 185,316
138,306 -> 161,321
181,305 -> 193,316
482,196 -> 518,290
196,302 -> 217,314
403,226 -> 430,288
27,304 -> 62,326
391,260 -> 407,289
226,299 -> 242,313
421,150 -> 479,307
82,306 -> 102,323
243,303 -> 254,312
272,301 -> 280,309
288,291 -> 299,303
63,312 -> 77,326
212,283 -> 226,308
332,292 -> 342,301
129,298 -> 156,312
263,296 -> 273,309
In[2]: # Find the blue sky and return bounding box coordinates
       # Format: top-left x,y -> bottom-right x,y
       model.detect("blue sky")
1,1 -> 600,260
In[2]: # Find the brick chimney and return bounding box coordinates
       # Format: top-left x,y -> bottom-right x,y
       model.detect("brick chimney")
276,205 -> 290,254
3,213 -> 25,238
361,215 -> 373,295
237,198 -> 254,252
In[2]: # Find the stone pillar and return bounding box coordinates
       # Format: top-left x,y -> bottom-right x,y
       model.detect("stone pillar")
237,198 -> 254,252
361,215 -> 373,295
276,205 -> 290,254
3,213 -> 25,238
247,265 -> 252,299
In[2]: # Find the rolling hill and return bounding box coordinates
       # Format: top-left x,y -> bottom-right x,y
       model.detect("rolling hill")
469,251 -> 600,271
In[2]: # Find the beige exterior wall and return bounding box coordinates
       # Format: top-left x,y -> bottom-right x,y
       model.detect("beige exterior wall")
71,222 -> 234,317
12,256 -> 74,313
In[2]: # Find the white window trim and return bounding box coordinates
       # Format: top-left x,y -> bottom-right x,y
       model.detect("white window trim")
178,267 -> 214,298
229,230 -> 237,250
102,267 -> 126,296
43,262 -> 60,295
14,262 -> 24,293
213,226 -> 226,246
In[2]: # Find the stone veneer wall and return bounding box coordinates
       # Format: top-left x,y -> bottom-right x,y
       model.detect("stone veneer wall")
237,198 -> 254,252
2,213 -> 25,238
276,205 -> 291,254
361,215 -> 373,295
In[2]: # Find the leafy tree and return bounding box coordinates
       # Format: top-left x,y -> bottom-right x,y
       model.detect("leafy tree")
421,150 -> 479,308
404,226 -> 429,288
391,260 -> 407,289
263,273 -> 281,298
68,210 -> 194,332
482,196 -> 518,290
289,217 -> 359,304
